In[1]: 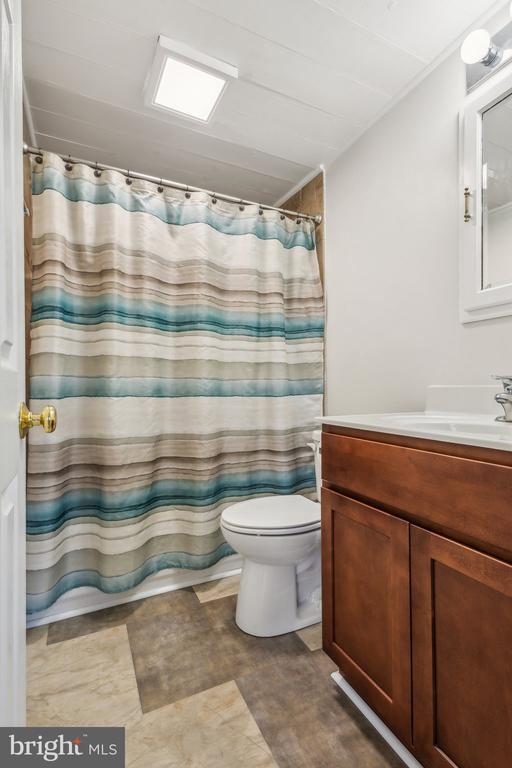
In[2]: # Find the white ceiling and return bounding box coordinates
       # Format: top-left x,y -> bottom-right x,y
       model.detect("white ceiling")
22,0 -> 501,205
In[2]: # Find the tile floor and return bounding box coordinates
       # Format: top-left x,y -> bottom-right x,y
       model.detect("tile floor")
27,575 -> 405,768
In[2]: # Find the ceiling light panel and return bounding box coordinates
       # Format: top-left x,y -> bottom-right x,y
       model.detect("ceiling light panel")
145,36 -> 238,123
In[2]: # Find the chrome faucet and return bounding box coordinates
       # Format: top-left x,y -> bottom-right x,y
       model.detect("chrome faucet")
492,375 -> 512,422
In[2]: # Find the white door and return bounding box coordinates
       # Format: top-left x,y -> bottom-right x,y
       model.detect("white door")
0,0 -> 25,727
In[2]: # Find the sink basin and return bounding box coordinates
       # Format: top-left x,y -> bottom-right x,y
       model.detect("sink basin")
405,421 -> 510,437
320,411 -> 512,451
379,413 -> 512,440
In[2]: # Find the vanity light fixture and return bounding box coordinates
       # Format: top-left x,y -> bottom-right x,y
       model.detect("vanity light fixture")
461,18 -> 512,92
145,36 -> 238,122
460,29 -> 502,66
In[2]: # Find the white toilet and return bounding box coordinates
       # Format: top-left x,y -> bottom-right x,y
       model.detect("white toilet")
221,430 -> 322,637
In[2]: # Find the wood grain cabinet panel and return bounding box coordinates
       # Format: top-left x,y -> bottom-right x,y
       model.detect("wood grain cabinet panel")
322,430 -> 512,560
411,526 -> 512,768
321,488 -> 412,745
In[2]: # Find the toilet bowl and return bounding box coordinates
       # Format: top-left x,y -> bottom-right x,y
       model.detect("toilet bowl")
221,430 -> 322,637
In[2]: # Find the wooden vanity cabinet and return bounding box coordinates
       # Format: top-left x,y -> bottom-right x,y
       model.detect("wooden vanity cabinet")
321,425 -> 512,768
411,527 -> 512,768
321,489 -> 412,745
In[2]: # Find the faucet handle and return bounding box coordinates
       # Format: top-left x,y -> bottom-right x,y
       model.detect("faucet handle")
491,375 -> 512,391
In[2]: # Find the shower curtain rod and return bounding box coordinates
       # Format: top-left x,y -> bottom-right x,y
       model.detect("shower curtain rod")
23,144 -> 322,225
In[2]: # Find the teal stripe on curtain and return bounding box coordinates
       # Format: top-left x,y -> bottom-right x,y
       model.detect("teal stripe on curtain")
28,466 -> 316,532
27,545 -> 235,614
31,288 -> 324,337
30,377 -> 324,399
26,151 -> 324,614
32,164 -> 316,250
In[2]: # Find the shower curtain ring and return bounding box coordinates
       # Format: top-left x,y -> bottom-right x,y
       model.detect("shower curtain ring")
259,207 -> 264,215
65,155 -> 73,172
211,191 -> 217,204
126,170 -> 132,185
185,186 -> 191,199
157,179 -> 164,193
35,150 -> 43,164
239,199 -> 245,211
94,161 -> 101,178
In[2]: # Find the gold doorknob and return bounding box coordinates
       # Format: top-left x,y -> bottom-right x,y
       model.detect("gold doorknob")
19,402 -> 57,438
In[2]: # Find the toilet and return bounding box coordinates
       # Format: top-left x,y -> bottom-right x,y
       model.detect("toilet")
221,430 -> 322,637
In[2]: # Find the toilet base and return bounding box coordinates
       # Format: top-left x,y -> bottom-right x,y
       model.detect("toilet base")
234,559 -> 321,638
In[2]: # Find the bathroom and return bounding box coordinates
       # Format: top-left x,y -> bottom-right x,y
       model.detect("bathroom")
1,0 -> 511,766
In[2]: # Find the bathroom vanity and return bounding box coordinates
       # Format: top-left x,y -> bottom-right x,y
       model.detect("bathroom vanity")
321,402 -> 512,768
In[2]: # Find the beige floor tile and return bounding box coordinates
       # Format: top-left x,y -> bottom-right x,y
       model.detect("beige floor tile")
28,624 -> 142,728
296,622 -> 322,651
192,575 -> 240,603
126,680 -> 277,768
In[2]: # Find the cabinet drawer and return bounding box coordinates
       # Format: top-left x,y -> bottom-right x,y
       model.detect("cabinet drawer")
322,430 -> 512,559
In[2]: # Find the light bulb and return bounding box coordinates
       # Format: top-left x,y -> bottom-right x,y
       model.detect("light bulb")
461,29 -> 492,64
460,29 -> 501,66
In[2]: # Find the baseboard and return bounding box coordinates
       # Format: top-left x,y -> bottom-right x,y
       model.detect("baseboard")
331,672 -> 424,768
26,554 -> 243,628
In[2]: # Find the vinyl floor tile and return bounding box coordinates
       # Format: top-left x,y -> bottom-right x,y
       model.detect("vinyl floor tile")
47,587 -> 201,644
128,595 -> 308,713
28,577 -> 406,767
192,574 -> 240,603
125,680 -> 277,768
127,605 -> 225,712
28,625 -> 142,728
237,649 -> 406,768
296,622 -> 322,651
26,624 -> 48,651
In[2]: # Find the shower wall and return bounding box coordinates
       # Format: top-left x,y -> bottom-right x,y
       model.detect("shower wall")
282,172 -> 324,285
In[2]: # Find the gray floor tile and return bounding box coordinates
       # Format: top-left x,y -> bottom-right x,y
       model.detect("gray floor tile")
237,650 -> 406,768
47,587 -> 201,644
127,594 -> 308,713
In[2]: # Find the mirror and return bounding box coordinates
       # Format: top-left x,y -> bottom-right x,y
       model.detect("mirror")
460,66 -> 512,323
482,93 -> 512,290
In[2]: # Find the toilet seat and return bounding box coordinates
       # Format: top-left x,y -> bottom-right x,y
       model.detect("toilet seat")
221,495 -> 320,537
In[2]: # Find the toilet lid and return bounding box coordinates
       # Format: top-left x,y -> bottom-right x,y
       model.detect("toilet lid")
221,495 -> 320,535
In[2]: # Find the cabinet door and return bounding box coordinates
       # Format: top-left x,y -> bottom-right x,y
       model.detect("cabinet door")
322,489 -> 412,744
411,526 -> 512,768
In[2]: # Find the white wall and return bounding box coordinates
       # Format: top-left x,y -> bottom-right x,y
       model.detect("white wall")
325,36 -> 512,416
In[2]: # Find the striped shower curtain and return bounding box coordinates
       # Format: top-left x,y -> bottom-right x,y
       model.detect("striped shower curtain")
26,152 -> 324,614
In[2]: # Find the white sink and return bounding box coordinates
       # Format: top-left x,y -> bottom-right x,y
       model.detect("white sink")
320,411 -> 512,451
403,420 -> 509,437
320,386 -> 512,451
381,413 -> 512,440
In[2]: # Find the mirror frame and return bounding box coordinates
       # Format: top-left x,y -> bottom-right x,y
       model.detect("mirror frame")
460,63 -> 512,323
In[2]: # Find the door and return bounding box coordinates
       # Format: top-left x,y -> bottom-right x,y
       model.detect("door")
411,526 -> 512,768
322,489 -> 412,745
0,0 -> 25,726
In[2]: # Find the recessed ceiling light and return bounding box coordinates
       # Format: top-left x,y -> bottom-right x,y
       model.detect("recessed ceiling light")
154,57 -> 226,121
145,36 -> 238,123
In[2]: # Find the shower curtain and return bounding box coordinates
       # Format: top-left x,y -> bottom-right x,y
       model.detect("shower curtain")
26,152 -> 324,614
